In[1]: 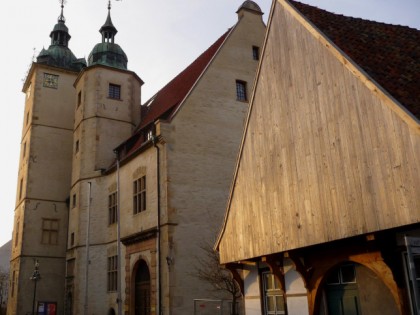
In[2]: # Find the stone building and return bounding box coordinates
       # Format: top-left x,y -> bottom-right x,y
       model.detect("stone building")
7,1 -> 266,315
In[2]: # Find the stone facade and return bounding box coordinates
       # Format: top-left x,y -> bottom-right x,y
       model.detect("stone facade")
8,2 -> 266,315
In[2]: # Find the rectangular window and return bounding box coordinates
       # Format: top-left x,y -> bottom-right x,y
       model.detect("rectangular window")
22,142 -> 27,158
77,91 -> 82,107
75,140 -> 79,154
108,84 -> 121,100
262,272 -> 286,315
252,46 -> 260,60
72,194 -> 76,208
108,192 -> 117,225
19,178 -> 23,200
236,80 -> 247,101
11,270 -> 15,297
133,176 -> 146,214
42,219 -> 59,245
70,232 -> 74,246
14,221 -> 19,247
107,255 -> 118,292
26,111 -> 30,126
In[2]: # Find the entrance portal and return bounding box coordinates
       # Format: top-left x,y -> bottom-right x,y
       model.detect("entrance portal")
135,260 -> 151,315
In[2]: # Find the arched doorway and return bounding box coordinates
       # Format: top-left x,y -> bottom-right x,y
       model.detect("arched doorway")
318,262 -> 398,315
108,308 -> 116,315
135,260 -> 151,315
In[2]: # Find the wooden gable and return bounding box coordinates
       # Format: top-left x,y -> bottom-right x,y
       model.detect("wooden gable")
218,0 -> 420,264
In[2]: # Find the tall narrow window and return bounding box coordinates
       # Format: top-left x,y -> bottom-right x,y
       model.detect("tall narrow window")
107,255 -> 118,292
77,91 -> 82,107
26,111 -> 30,126
75,140 -> 79,154
262,272 -> 286,315
22,142 -> 27,158
70,232 -> 75,246
42,219 -> 59,245
108,192 -> 117,225
72,194 -> 77,208
252,46 -> 260,60
236,80 -> 247,101
14,221 -> 19,247
108,84 -> 121,100
19,178 -> 23,200
11,270 -> 16,297
133,176 -> 146,214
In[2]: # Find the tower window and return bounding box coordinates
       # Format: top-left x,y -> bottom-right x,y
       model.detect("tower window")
236,80 -> 247,101
70,232 -> 74,247
19,178 -> 24,200
108,84 -> 121,100
75,140 -> 79,154
72,194 -> 77,208
42,219 -> 59,245
77,91 -> 82,107
252,46 -> 260,60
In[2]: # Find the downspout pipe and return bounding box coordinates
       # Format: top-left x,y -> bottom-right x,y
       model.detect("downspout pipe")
84,182 -> 91,315
115,151 -> 123,315
152,136 -> 162,315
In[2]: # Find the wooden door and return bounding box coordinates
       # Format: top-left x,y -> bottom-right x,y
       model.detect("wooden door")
134,260 -> 151,315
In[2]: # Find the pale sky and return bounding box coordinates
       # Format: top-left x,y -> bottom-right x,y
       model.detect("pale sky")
0,0 -> 419,248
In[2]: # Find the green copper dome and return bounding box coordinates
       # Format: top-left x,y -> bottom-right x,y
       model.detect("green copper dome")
88,2 -> 128,70
36,3 -> 86,71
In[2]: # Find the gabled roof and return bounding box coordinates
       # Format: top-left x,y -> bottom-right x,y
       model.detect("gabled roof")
139,29 -> 230,130
113,29 -> 231,162
290,0 -> 420,120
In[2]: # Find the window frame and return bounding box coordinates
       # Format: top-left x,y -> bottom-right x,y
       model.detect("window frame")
107,255 -> 118,292
108,191 -> 118,225
133,176 -> 146,214
262,271 -> 286,315
108,83 -> 121,100
41,218 -> 59,245
252,45 -> 260,60
236,80 -> 247,102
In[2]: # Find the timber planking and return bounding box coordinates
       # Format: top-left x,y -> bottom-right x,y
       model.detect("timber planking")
218,0 -> 420,264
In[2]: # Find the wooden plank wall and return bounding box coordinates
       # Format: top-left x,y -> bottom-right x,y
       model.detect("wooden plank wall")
218,0 -> 420,264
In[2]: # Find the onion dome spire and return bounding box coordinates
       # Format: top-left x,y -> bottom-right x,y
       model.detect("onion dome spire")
100,1 -> 118,44
88,0 -> 128,70
36,0 -> 87,71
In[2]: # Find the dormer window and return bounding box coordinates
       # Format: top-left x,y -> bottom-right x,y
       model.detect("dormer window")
108,83 -> 121,100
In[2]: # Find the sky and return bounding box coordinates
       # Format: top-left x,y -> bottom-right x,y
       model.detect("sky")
0,0 -> 419,248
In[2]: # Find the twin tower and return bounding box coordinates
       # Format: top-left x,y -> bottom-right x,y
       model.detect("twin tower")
9,2 -> 142,314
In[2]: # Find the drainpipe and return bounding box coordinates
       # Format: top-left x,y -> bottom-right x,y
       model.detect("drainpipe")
116,152 -> 123,315
84,182 -> 91,315
152,136 -> 162,315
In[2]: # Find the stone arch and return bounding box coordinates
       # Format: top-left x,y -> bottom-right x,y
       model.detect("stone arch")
132,258 -> 151,315
108,308 -> 116,315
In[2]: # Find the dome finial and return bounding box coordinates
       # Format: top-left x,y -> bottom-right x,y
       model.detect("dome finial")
108,0 -> 111,11
58,0 -> 67,23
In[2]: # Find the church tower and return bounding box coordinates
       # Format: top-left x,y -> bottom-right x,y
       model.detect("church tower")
65,2 -> 143,314
7,2 -> 86,315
